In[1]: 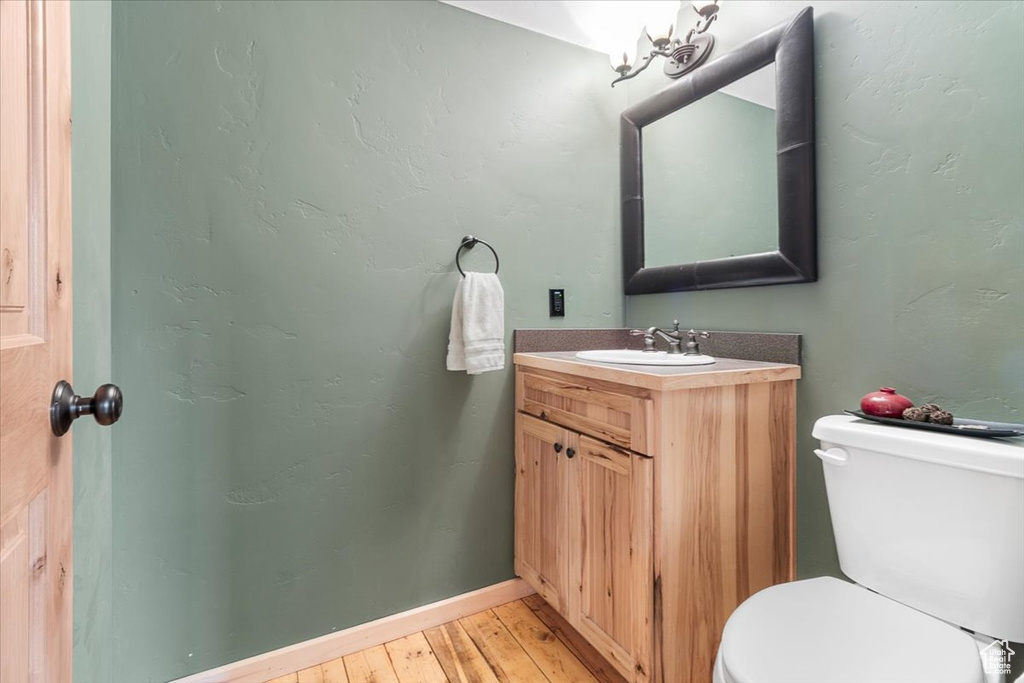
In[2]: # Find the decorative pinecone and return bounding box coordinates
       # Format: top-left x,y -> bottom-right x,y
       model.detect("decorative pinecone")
919,403 -> 942,413
903,406 -> 933,422
929,409 -> 954,425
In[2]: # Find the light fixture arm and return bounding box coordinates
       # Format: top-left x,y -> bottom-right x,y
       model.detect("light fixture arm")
687,3 -> 719,41
611,47 -> 675,87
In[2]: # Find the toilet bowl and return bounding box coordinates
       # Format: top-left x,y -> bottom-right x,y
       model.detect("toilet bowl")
712,577 -> 984,683
714,415 -> 1024,683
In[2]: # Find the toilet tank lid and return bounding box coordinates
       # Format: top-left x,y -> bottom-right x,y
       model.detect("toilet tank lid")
813,415 -> 1024,478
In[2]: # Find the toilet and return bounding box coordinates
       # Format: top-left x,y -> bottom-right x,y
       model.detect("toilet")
713,414 -> 1024,683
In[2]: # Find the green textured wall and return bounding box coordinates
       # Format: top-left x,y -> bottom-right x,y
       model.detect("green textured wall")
71,1 -> 112,681
105,1 -> 1023,679
643,88 -> 777,266
110,1 -> 622,680
626,0 -> 1024,579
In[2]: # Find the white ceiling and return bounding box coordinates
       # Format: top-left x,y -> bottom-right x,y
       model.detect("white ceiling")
441,1 -> 652,54
439,1 -> 827,109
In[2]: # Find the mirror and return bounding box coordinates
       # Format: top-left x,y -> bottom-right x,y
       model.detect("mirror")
643,65 -> 778,267
622,8 -> 817,294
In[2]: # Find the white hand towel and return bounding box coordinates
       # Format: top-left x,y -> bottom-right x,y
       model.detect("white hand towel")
446,272 -> 505,374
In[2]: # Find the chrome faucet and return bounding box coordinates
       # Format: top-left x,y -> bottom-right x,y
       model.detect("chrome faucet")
631,320 -> 685,354
630,321 -> 710,355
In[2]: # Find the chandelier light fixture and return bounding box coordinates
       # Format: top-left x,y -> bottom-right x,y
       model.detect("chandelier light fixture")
609,1 -> 722,87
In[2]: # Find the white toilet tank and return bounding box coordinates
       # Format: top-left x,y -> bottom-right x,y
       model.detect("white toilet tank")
813,415 -> 1024,642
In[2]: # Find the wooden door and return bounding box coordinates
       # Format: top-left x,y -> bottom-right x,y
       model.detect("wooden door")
573,437 -> 653,683
0,1 -> 73,681
513,413 -> 572,613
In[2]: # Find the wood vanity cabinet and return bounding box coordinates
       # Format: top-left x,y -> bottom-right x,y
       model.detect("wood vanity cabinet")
513,356 -> 800,683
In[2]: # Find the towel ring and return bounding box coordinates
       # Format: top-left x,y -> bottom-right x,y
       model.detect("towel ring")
455,235 -> 499,277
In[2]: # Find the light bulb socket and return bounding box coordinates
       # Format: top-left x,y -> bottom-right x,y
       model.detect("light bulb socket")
646,24 -> 674,50
693,0 -> 720,19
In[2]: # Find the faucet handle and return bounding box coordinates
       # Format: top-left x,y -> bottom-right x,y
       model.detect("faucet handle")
629,329 -> 658,353
683,329 -> 710,356
672,319 -> 680,332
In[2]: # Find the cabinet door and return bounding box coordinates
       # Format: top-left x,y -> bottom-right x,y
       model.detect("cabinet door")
514,413 -> 572,612
573,436 -> 654,682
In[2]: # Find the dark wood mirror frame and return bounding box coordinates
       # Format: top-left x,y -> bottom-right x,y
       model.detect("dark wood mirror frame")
622,7 -> 816,295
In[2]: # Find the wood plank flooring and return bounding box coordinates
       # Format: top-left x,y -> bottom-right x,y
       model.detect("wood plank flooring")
266,597 -> 626,683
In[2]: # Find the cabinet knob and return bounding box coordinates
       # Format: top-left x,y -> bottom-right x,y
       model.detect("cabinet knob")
566,447 -> 576,459
553,442 -> 563,453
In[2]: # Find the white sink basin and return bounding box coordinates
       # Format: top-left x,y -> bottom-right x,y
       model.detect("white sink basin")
575,349 -> 716,366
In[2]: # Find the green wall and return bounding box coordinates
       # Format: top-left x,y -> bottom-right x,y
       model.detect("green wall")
72,2 -> 113,681
626,0 -> 1024,579
102,1 -> 1022,680
110,1 -> 622,680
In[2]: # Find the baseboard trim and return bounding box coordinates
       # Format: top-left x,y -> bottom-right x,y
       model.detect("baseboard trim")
172,578 -> 535,683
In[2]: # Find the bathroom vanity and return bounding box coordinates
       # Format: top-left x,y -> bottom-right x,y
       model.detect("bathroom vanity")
513,352 -> 800,682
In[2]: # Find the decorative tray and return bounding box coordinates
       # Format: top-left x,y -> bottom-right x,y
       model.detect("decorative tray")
845,410 -> 1024,439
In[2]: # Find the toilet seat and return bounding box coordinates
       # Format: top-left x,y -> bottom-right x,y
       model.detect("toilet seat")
716,577 -> 984,683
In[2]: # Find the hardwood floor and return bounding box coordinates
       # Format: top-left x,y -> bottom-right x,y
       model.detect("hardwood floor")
265,596 -> 626,683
